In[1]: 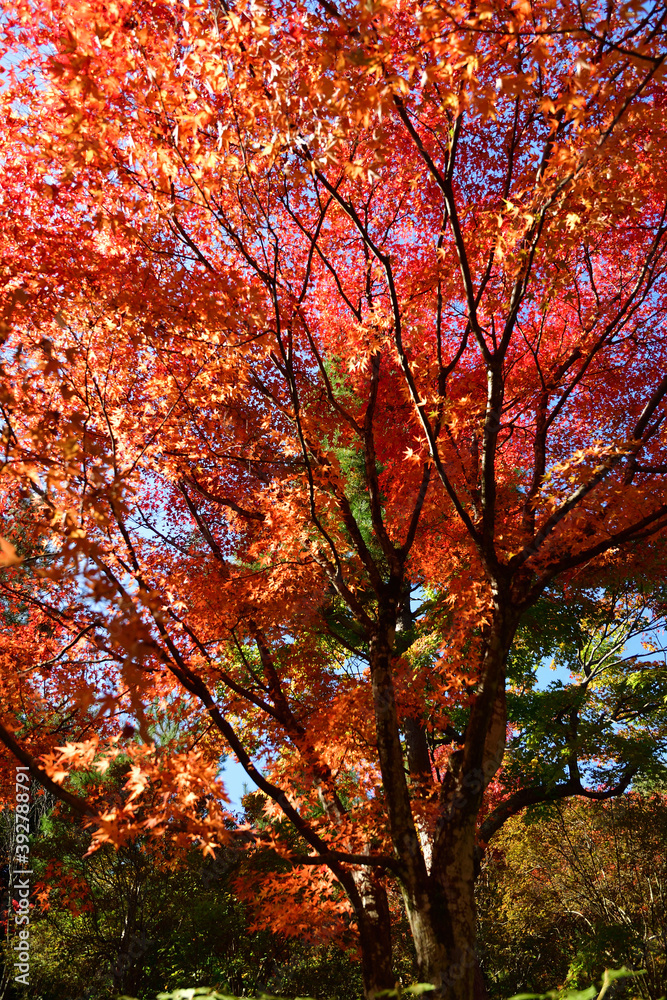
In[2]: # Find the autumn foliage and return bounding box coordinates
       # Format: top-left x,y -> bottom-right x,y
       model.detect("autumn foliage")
1,0 -> 667,996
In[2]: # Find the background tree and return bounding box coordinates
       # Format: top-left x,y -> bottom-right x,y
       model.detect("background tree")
1,772 -> 371,1000
482,575 -> 667,845
477,794 -> 667,1000
1,1 -> 667,998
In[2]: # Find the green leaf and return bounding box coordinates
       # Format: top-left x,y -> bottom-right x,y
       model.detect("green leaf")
601,967 -> 644,983
561,988 -> 597,1000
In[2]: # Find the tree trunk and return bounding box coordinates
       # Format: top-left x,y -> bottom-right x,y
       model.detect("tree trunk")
353,870 -> 396,999
359,591 -> 514,1000
398,816 -> 480,1000
400,618 -> 512,999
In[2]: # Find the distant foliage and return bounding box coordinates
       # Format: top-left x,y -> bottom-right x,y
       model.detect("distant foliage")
478,796 -> 667,1000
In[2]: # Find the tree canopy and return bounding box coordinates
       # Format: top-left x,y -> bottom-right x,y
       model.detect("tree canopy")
1,1 -> 667,997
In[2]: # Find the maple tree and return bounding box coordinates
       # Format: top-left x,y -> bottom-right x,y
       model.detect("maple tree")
1,0 -> 667,997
